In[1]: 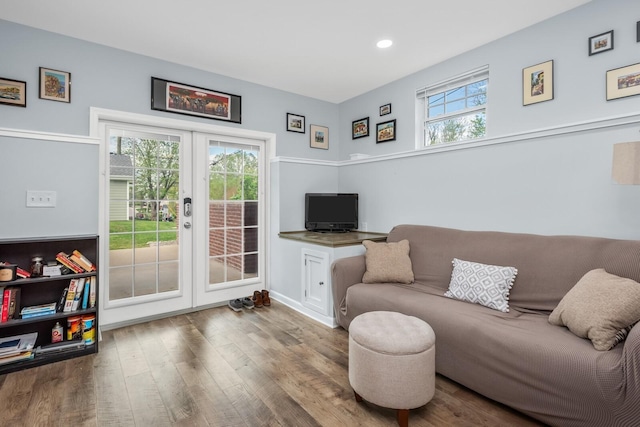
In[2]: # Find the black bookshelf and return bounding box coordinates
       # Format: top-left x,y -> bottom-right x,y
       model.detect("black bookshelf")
0,235 -> 98,374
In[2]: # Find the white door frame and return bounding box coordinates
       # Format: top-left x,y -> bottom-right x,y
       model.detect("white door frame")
90,107 -> 275,328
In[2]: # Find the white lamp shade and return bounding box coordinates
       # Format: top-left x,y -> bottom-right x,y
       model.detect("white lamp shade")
612,141 -> 640,185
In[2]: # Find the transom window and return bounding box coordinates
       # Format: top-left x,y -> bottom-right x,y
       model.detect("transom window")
416,66 -> 489,147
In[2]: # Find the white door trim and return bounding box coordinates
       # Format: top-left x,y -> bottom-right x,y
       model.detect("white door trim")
90,107 -> 275,327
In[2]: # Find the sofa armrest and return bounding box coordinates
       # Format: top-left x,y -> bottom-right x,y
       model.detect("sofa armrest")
331,255 -> 366,329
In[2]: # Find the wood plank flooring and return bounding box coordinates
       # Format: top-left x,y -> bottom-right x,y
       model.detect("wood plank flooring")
0,301 -> 546,426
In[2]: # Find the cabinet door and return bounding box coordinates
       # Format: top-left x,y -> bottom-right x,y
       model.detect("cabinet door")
301,249 -> 330,316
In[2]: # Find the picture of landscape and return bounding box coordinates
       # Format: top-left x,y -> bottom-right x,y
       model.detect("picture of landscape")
0,78 -> 26,107
167,83 -> 230,120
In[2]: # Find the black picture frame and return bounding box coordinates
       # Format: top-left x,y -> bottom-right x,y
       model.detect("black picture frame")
589,30 -> 614,56
286,113 -> 305,133
352,117 -> 369,139
523,60 -> 554,106
39,67 -> 70,103
151,77 -> 241,123
376,119 -> 396,143
0,77 -> 27,108
637,21 -> 640,43
379,103 -> 391,116
606,62 -> 640,101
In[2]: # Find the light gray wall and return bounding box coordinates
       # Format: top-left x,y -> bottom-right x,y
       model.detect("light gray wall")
0,19 -> 340,238
337,0 -> 640,239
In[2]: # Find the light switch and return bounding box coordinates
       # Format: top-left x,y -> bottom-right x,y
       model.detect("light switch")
26,190 -> 57,207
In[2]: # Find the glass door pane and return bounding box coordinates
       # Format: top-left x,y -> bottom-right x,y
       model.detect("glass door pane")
208,141 -> 260,285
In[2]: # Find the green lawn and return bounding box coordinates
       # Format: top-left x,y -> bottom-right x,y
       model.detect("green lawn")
109,220 -> 178,250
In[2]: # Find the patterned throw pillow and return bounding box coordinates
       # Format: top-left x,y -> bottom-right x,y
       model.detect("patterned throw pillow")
444,258 -> 518,313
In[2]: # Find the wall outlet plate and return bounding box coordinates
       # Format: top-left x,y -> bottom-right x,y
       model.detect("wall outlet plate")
26,190 -> 57,207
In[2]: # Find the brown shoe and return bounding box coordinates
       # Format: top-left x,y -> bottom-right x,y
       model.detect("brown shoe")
252,290 -> 264,308
261,289 -> 271,306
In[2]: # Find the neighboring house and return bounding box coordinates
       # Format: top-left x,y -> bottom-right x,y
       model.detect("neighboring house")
109,153 -> 133,220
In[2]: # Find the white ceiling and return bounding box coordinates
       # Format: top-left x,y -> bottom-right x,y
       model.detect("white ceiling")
2,0 -> 592,103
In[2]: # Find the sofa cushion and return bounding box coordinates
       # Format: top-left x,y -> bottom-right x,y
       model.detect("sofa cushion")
444,258 -> 517,313
362,239 -> 414,284
548,268 -> 640,350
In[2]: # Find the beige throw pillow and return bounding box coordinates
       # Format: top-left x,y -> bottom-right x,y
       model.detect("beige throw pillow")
549,268 -> 640,351
362,239 -> 414,284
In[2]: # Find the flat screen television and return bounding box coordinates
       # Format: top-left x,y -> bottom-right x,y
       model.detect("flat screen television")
305,193 -> 358,232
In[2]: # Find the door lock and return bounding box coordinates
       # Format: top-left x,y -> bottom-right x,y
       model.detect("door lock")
184,197 -> 192,217
184,221 -> 192,229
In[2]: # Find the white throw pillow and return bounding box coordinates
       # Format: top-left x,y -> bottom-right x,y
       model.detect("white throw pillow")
444,258 -> 518,313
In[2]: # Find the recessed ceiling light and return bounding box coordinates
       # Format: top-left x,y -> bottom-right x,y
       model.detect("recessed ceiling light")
377,39 -> 393,49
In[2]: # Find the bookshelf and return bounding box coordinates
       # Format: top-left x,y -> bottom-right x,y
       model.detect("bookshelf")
0,235 -> 98,374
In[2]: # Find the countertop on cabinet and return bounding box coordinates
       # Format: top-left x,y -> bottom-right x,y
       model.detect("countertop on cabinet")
278,230 -> 387,248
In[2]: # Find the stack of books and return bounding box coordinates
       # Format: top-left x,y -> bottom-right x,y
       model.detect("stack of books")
0,332 -> 37,365
55,250 -> 96,274
20,302 -> 56,319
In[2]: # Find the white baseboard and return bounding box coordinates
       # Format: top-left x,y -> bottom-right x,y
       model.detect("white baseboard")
270,291 -> 338,328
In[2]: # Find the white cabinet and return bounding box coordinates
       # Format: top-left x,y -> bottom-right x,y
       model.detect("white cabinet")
273,231 -> 387,327
302,249 -> 331,316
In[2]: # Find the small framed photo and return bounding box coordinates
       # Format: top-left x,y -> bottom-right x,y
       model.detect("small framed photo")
310,124 -> 329,149
39,67 -> 71,103
606,62 -> 640,101
286,113 -> 305,133
352,117 -> 369,139
589,30 -> 614,56
376,119 -> 396,143
379,103 -> 391,116
523,60 -> 553,106
0,77 -> 27,107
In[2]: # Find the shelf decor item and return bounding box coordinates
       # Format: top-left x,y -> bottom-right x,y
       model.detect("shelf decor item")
523,60 -> 554,106
589,30 -> 614,56
0,77 -> 27,108
379,103 -> 391,116
310,124 -> 329,149
376,119 -> 396,143
151,77 -> 242,123
352,117 -> 369,139
39,67 -> 71,103
606,62 -> 640,101
286,113 -> 305,133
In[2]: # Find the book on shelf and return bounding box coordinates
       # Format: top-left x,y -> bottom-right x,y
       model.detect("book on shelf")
0,286 -> 20,321
20,302 -> 56,319
89,276 -> 96,308
55,252 -> 84,274
63,278 -> 79,312
70,249 -> 96,272
81,280 -> 90,310
56,287 -> 68,312
0,332 -> 37,365
70,278 -> 86,311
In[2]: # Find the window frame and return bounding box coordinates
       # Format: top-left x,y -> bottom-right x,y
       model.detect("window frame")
416,65 -> 489,148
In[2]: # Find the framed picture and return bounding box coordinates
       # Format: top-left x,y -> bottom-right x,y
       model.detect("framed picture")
376,119 -> 396,143
39,67 -> 70,103
523,60 -> 554,106
606,62 -> 640,101
0,77 -> 26,107
286,113 -> 305,133
589,30 -> 614,56
379,103 -> 391,116
151,77 -> 241,123
352,117 -> 369,139
310,124 -> 329,149
637,21 -> 640,43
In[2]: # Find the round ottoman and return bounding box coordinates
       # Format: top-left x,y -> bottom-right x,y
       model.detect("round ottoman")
348,311 -> 436,427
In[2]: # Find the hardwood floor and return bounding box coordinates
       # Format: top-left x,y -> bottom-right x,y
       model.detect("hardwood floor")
0,301 -> 545,426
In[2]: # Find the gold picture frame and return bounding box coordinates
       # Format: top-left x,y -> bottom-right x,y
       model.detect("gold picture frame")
523,60 -> 553,106
606,62 -> 640,101
310,124 -> 329,150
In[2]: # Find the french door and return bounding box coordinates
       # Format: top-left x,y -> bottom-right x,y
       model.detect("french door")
100,121 -> 266,326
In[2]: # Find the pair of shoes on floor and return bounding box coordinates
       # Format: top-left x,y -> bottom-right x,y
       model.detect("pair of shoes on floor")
228,297 -> 254,312
251,290 -> 271,308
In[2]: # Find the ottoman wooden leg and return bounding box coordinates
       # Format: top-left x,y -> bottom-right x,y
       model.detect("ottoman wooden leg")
397,409 -> 409,427
354,390 -> 363,402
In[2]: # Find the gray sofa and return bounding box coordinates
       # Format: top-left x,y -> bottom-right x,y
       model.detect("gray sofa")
331,224 -> 640,427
